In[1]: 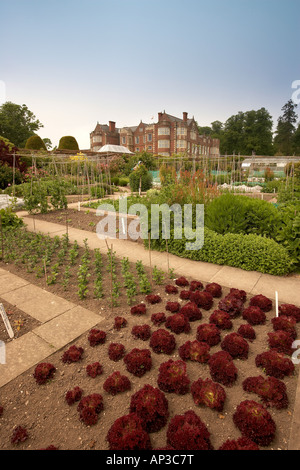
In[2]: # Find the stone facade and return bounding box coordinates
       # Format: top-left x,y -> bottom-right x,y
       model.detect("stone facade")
90,111 -> 220,157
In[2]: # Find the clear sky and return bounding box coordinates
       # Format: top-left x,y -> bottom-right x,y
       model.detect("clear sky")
1,0 -> 299,149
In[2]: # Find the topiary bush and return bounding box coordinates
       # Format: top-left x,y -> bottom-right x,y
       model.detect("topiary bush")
58,136 -> 79,151
25,134 -> 47,150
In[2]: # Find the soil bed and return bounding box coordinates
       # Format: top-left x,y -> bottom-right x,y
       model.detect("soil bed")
0,299 -> 41,342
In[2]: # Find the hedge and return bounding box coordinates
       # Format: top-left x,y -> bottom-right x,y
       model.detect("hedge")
146,227 -> 292,276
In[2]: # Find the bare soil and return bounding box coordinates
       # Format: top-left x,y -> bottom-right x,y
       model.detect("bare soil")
0,299 -> 41,343
0,254 -> 298,451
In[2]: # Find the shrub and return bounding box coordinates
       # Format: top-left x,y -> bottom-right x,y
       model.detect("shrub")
209,310 -> 233,330
221,332 -> 249,360
103,371 -> 131,396
129,164 -> 153,192
33,363 -> 56,385
196,323 -> 221,347
25,134 -> 47,150
218,294 -> 244,318
77,394 -> 104,426
124,348 -> 152,377
145,294 -> 161,304
238,324 -> 256,341
149,329 -> 176,355
165,313 -> 191,334
0,208 -> 24,228
208,351 -> 238,387
178,340 -> 210,363
132,324 -> 151,341
151,312 -> 166,326
106,413 -> 152,450
189,291 -> 213,310
191,378 -> 226,412
242,306 -> 266,325
267,330 -> 295,356
179,302 -> 202,321
272,315 -> 297,339
86,362 -> 103,378
129,384 -> 169,433
233,400 -> 276,446
242,376 -> 288,409
205,282 -> 222,298
165,301 -> 181,313
88,329 -> 107,346
114,316 -> 127,330
157,359 -> 190,395
11,426 -> 29,444
218,437 -> 259,450
249,294 -> 272,312
255,350 -> 295,379
166,410 -> 213,450
131,303 -> 147,315
61,345 -> 84,363
108,343 -> 125,362
58,136 -> 79,151
65,386 -> 83,405
165,284 -> 178,294
279,304 -> 300,323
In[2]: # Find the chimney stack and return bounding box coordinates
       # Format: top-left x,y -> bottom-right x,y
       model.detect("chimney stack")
183,112 -> 188,122
109,121 -> 116,132
158,112 -> 163,121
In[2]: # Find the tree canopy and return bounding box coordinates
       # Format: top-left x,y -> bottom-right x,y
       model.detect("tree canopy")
0,101 -> 43,148
274,100 -> 298,155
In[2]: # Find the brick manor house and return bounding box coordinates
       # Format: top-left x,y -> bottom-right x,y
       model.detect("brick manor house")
90,111 -> 220,157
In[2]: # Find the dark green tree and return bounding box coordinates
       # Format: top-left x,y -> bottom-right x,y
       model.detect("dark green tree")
0,102 -> 43,147
274,100 -> 298,155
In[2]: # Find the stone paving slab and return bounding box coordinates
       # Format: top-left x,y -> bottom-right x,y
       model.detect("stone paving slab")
251,273 -> 300,306
0,273 -> 30,295
0,332 -> 55,388
33,306 -> 103,349
209,265 -> 262,292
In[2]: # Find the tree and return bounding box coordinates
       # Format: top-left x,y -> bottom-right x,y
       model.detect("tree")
25,134 -> 47,151
58,136 -> 79,151
0,102 -> 43,148
292,123 -> 300,155
274,100 -> 298,155
43,138 -> 52,150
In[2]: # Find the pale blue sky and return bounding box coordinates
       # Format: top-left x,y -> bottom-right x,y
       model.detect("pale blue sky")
1,0 -> 299,148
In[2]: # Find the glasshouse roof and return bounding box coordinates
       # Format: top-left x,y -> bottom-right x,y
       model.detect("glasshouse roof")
97,144 -> 134,154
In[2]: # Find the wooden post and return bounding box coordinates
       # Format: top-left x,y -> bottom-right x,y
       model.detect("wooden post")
148,233 -> 153,287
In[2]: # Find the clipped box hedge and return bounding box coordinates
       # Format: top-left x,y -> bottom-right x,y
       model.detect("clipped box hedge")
147,227 -> 292,276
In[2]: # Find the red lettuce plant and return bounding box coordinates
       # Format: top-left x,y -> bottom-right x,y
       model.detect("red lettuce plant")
132,324 -> 151,341
86,362 -> 103,378
218,294 -> 244,318
103,371 -> 131,396
255,349 -> 295,379
77,393 -> 104,426
166,410 -> 213,450
165,301 -> 181,313
88,329 -> 107,346
242,376 -> 288,409
131,303 -> 146,315
249,294 -> 272,312
114,316 -> 127,330
238,324 -> 256,341
175,276 -> 189,287
65,386 -> 83,405
209,310 -> 233,330
229,288 -> 247,303
242,306 -> 266,325
145,294 -> 162,304
205,282 -> 222,298
267,330 -> 295,356
108,343 -> 125,361
233,400 -> 276,446
179,340 -> 210,363
208,351 -> 238,387
279,303 -> 300,322
106,413 -> 152,450
61,345 -> 84,363
179,290 -> 191,300
191,378 -> 226,412
11,426 -> 29,444
124,348 -> 152,377
190,280 -> 203,291
196,323 -> 221,346
33,363 -> 56,385
149,329 -> 176,355
157,359 -> 190,395
218,437 -> 259,450
40,445 -> 59,450
179,301 -> 202,321
151,312 -> 166,326
129,384 -> 169,433
0,406 -> 3,417
272,315 -> 297,339
165,313 -> 191,334
190,291 -> 213,310
221,332 -> 249,360
165,284 -> 179,294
